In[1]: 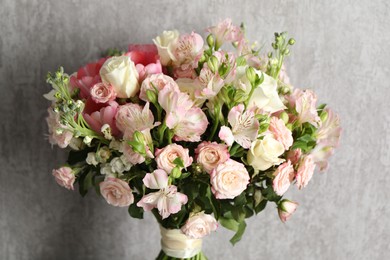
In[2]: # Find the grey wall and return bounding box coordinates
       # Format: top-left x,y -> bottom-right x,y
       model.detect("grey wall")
1,0 -> 389,259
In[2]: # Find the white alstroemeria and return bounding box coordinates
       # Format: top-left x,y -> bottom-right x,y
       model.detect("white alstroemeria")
218,104 -> 259,149
137,169 -> 188,219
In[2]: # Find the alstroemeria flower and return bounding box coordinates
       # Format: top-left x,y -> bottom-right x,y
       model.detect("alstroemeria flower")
287,89 -> 321,127
137,169 -> 188,219
173,32 -> 204,65
218,104 -> 259,149
195,65 -> 225,100
159,84 -> 208,142
207,18 -> 244,49
139,73 -> 178,102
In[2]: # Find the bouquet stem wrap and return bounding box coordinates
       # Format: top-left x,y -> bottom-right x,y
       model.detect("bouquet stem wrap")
160,226 -> 202,258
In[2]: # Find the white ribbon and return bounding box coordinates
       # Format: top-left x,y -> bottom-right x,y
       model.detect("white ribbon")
160,226 -> 202,258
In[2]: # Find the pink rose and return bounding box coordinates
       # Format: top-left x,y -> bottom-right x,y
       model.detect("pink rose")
69,57 -> 108,99
181,212 -> 218,239
268,117 -> 293,150
83,101 -> 120,137
139,73 -> 178,102
90,82 -> 117,103
195,141 -> 230,173
287,149 -> 302,166
100,177 -> 134,207
210,159 -> 250,199
296,155 -> 316,189
52,167 -> 75,190
272,161 -> 295,196
278,199 -> 298,223
155,144 -> 193,173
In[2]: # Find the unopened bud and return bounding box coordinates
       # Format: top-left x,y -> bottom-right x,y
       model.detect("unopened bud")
280,112 -> 289,124
207,56 -> 219,73
133,131 -> 145,144
278,199 -> 298,223
288,38 -> 295,45
320,110 -> 328,122
83,136 -> 93,146
171,166 -> 182,179
206,34 -> 215,48
245,67 -> 256,84
146,89 -> 157,104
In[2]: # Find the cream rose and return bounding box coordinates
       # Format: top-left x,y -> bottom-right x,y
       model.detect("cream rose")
155,144 -> 193,173
247,135 -> 285,171
247,71 -> 286,113
181,212 -> 218,239
195,141 -> 230,173
99,177 -> 134,207
153,30 -> 179,66
210,159 -> 250,199
100,55 -> 139,98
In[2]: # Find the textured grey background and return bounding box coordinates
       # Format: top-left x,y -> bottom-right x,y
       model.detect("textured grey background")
1,0 -> 389,259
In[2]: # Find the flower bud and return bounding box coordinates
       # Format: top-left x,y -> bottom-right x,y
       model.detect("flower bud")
101,124 -> 113,140
83,136 -> 93,146
146,89 -> 157,104
288,38 -> 295,45
320,110 -> 328,122
278,199 -> 298,223
280,112 -> 289,124
207,56 -> 219,73
171,166 -> 182,179
133,131 -> 145,144
207,34 -> 215,48
245,67 -> 256,85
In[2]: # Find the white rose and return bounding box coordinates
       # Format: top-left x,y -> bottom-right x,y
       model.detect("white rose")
100,56 -> 139,98
248,71 -> 286,113
247,135 -> 285,171
181,212 -> 218,239
153,30 -> 179,66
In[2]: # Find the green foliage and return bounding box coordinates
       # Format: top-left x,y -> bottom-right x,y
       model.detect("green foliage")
78,169 -> 94,197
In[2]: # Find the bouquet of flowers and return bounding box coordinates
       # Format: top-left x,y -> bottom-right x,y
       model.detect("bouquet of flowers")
45,19 -> 341,260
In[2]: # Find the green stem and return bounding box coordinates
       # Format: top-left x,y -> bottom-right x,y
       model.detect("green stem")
155,250 -> 208,260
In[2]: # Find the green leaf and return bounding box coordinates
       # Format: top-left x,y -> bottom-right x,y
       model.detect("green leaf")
78,170 -> 94,197
67,147 -> 94,165
231,206 -> 246,222
291,141 -> 308,151
173,157 -> 185,168
128,203 -> 144,219
233,193 -> 247,206
219,217 -> 239,232
297,134 -> 316,143
254,199 -> 267,214
206,186 -> 220,219
230,221 -> 247,245
262,186 -> 281,202
179,171 -> 191,179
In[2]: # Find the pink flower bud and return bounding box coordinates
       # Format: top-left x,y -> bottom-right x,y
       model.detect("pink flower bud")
278,199 -> 298,223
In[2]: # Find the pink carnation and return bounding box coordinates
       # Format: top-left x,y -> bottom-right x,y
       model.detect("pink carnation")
139,73 -> 178,102
100,177 -> 134,207
287,149 -> 302,166
268,117 -> 293,150
296,155 -> 316,189
52,167 -> 75,190
195,141 -> 230,174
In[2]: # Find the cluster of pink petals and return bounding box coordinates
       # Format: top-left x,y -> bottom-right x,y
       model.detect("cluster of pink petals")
139,73 -> 177,102
137,169 -> 188,219
100,177 -> 134,207
126,44 -> 162,82
83,101 -> 121,137
52,166 -> 75,190
207,18 -> 244,49
159,83 -> 208,142
46,108 -> 73,148
278,199 -> 298,223
288,89 -> 321,127
90,82 -> 117,103
219,104 -> 259,149
268,117 -> 293,150
195,141 -> 230,174
296,155 -> 316,189
70,57 -> 107,99
272,161 -> 295,196
155,144 -> 193,173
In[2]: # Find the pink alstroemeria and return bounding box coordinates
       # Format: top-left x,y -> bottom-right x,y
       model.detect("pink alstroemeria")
159,84 -> 208,142
115,102 -> 157,136
287,89 -> 321,127
207,18 -> 244,49
173,32 -> 204,65
195,65 -> 224,99
83,101 -> 120,137
218,104 -> 259,148
137,169 -> 188,219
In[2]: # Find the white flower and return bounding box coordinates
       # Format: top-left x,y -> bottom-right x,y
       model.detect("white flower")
153,30 -> 179,66
100,55 -> 139,98
247,134 -> 285,171
86,152 -> 98,166
248,71 -> 286,113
